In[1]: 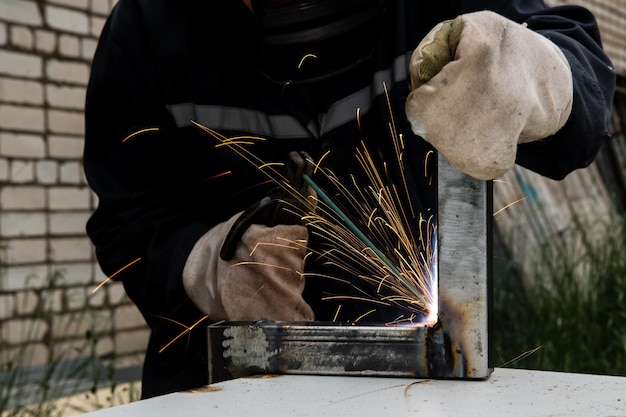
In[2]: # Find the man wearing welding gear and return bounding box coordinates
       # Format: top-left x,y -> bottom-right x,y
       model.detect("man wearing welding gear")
83,0 -> 615,398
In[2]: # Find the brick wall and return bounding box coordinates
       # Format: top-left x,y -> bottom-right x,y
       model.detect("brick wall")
0,0 -> 149,372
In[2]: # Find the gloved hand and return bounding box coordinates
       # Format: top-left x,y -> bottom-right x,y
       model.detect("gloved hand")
219,150 -> 317,260
182,151 -> 316,322
405,11 -> 573,180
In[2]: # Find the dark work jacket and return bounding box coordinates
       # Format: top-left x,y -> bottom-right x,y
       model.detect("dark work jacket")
83,0 -> 615,398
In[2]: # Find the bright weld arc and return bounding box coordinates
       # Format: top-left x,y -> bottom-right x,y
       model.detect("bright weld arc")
302,173 -> 423,301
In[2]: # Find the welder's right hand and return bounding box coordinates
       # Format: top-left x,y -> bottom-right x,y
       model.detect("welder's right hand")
182,151 -> 316,322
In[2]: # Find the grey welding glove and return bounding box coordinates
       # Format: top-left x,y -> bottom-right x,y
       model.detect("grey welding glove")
405,11 -> 573,180
182,151 -> 316,321
183,215 -> 314,321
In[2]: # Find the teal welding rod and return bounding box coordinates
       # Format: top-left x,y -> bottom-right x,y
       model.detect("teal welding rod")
301,173 -> 421,300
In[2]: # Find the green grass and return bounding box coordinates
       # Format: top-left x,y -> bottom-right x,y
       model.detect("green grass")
493,214 -> 626,375
0,271 -> 139,417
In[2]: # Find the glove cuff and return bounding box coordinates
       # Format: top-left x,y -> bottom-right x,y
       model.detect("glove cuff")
183,212 -> 242,321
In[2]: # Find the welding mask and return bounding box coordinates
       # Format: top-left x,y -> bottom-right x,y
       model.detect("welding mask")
254,0 -> 386,83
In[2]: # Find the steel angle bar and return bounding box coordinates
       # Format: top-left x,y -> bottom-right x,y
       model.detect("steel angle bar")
207,156 -> 493,383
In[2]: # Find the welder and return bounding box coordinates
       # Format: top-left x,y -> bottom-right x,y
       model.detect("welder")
83,0 -> 615,398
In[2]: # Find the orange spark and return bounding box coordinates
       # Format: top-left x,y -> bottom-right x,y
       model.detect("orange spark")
493,197 -> 528,217
159,315 -> 209,353
91,257 -> 141,294
121,127 -> 159,143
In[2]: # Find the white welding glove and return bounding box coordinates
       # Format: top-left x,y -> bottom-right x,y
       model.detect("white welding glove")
183,151 -> 316,322
405,11 -> 573,180
183,212 -> 314,321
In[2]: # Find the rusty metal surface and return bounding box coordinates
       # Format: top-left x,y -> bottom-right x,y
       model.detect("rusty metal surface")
208,157 -> 493,383
436,156 -> 493,379
208,322 -> 434,383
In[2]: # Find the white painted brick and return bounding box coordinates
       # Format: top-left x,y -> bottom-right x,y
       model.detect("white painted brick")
94,264 -> 107,287
94,336 -> 114,357
0,50 -> 42,78
59,161 -> 81,184
53,263 -> 93,287
4,343 -> 49,366
0,77 -> 44,105
0,159 -> 8,181
81,37 -> 97,60
0,212 -> 46,237
48,135 -> 84,159
45,5 -> 89,35
66,286 -> 88,310
48,186 -> 91,209
0,22 -> 7,46
10,160 -> 35,183
15,290 -> 39,315
1,318 -> 48,344
35,29 -> 56,54
48,0 -> 89,10
88,287 -> 106,307
5,238 -> 47,264
0,264 -> 49,291
91,0 -> 111,15
51,339 -> 92,362
80,167 -> 88,185
0,185 -> 46,209
50,211 -> 90,235
107,280 -> 129,305
46,59 -> 89,85
43,288 -> 64,313
90,15 -> 107,38
46,84 -> 85,109
91,310 -> 113,335
50,312 -> 91,340
0,105 -> 45,133
36,160 -> 59,184
0,132 -> 45,158
49,237 -> 92,262
0,294 -> 15,319
0,0 -> 43,26
114,304 -> 146,330
58,33 -> 81,57
48,109 -> 84,135
115,328 -> 150,355
10,25 -> 34,50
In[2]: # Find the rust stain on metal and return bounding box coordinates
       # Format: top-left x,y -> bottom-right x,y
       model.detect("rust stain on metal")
183,385 -> 223,394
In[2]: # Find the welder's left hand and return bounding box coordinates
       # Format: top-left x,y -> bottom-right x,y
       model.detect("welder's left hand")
405,11 -> 573,180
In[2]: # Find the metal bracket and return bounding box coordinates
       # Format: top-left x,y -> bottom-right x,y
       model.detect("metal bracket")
207,156 -> 493,383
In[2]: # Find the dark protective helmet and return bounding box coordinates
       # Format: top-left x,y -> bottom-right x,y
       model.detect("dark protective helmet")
251,0 -> 386,83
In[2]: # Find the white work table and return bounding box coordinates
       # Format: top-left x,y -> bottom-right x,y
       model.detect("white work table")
81,368 -> 626,416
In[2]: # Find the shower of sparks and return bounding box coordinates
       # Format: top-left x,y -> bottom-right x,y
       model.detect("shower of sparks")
192,91 -> 438,324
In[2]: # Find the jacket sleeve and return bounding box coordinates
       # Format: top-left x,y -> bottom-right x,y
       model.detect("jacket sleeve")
468,1 -> 616,180
83,2 -> 212,329
517,5 -> 615,179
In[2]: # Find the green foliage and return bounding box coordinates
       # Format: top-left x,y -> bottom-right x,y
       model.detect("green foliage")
493,215 -> 626,376
0,271 -> 139,417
